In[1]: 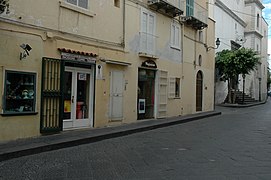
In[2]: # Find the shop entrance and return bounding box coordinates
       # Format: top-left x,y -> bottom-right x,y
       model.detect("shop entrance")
138,68 -> 156,120
63,67 -> 94,129
196,71 -> 203,111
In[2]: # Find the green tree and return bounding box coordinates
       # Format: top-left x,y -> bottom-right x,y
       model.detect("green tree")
216,48 -> 260,103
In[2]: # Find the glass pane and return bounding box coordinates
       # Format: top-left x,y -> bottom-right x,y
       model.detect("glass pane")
4,71 -> 36,113
63,71 -> 72,120
76,73 -> 90,119
78,0 -> 88,9
67,0 -> 77,5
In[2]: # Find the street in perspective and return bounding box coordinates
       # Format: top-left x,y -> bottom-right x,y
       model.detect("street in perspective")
0,100 -> 271,180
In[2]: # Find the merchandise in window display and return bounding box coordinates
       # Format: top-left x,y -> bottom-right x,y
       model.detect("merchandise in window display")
4,72 -> 36,114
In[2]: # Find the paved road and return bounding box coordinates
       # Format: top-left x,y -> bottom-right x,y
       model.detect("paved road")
1,100 -> 271,180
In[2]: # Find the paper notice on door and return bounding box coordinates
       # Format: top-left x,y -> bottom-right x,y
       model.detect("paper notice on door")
78,73 -> 87,80
64,100 -> 71,112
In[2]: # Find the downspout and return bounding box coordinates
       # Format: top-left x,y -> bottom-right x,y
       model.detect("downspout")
194,29 -> 198,111
122,0 -> 126,48
179,16 -> 185,115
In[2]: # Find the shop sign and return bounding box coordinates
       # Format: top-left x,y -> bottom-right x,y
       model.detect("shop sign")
61,52 -> 96,63
142,60 -> 157,68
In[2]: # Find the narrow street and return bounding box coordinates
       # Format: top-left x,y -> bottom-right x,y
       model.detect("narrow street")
1,100 -> 271,180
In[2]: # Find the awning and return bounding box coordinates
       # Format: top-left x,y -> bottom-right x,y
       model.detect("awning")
58,48 -> 97,57
100,59 -> 131,66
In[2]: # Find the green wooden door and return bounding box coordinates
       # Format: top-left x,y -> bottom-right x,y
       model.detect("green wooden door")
40,57 -> 64,133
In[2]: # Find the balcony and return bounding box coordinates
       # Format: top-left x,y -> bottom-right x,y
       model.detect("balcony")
182,1 -> 208,30
139,32 -> 158,59
148,0 -> 184,18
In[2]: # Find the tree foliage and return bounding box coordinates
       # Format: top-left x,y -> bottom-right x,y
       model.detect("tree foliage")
216,48 -> 259,80
215,48 -> 260,103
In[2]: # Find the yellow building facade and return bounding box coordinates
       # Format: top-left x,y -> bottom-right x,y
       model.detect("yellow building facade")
0,0 -> 216,142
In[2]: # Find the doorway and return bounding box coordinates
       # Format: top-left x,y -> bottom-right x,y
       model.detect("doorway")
196,71 -> 203,111
109,70 -> 124,120
63,67 -> 94,129
138,68 -> 156,120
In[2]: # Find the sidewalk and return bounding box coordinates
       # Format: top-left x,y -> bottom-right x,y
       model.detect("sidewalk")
0,111 -> 221,162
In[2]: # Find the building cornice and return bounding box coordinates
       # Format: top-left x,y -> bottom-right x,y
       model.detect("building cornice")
244,30 -> 263,38
245,0 -> 265,9
215,0 -> 247,28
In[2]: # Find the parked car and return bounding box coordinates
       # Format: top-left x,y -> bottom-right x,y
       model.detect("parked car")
268,90 -> 271,97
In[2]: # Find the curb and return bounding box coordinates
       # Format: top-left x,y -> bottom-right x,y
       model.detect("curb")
218,101 -> 266,108
0,111 -> 221,162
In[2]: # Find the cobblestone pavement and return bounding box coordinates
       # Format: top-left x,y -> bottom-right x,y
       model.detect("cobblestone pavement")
1,100 -> 271,180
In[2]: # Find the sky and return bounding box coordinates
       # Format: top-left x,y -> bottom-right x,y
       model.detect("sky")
262,0 -> 271,67
263,0 -> 271,55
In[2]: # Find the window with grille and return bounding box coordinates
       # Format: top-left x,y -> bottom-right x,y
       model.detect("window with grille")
169,77 -> 180,98
67,0 -> 88,9
186,0 -> 194,16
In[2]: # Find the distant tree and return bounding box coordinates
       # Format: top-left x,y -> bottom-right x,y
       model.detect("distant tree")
216,48 -> 260,103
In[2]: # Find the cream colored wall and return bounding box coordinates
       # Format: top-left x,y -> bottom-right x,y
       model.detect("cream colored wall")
181,17 -> 215,115
0,0 -> 216,142
203,18 -> 216,111
125,1 -> 184,118
0,0 -> 126,141
0,23 -> 44,141
5,0 -> 124,45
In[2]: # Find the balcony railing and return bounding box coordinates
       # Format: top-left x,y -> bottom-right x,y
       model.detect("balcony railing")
148,0 -> 184,18
139,32 -> 158,58
182,1 -> 208,30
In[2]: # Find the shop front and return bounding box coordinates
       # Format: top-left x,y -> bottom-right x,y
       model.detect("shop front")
40,49 -> 96,133
63,66 -> 94,129
137,60 -> 157,120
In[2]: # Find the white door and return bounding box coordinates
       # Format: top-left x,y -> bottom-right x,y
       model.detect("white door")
63,67 -> 93,129
109,71 -> 124,120
157,70 -> 168,118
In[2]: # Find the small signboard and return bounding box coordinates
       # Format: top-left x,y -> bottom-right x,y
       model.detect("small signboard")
78,73 -> 87,81
138,99 -> 145,114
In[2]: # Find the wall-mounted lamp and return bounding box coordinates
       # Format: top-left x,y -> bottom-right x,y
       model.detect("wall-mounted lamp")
20,44 -> 32,60
205,38 -> 220,51
0,0 -> 10,14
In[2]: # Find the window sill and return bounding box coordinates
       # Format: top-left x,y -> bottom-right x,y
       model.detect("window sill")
59,1 -> 95,17
168,97 -> 181,99
1,112 -> 38,116
138,52 -> 159,59
170,46 -> 181,51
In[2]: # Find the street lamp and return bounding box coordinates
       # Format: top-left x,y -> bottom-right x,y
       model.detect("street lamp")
205,38 -> 221,51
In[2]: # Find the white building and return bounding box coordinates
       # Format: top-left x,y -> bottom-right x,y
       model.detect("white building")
210,0 -> 268,103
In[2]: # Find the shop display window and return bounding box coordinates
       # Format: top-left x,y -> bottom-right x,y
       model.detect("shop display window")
3,71 -> 36,115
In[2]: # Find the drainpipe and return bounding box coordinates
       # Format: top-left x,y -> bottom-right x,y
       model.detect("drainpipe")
122,0 -> 126,48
